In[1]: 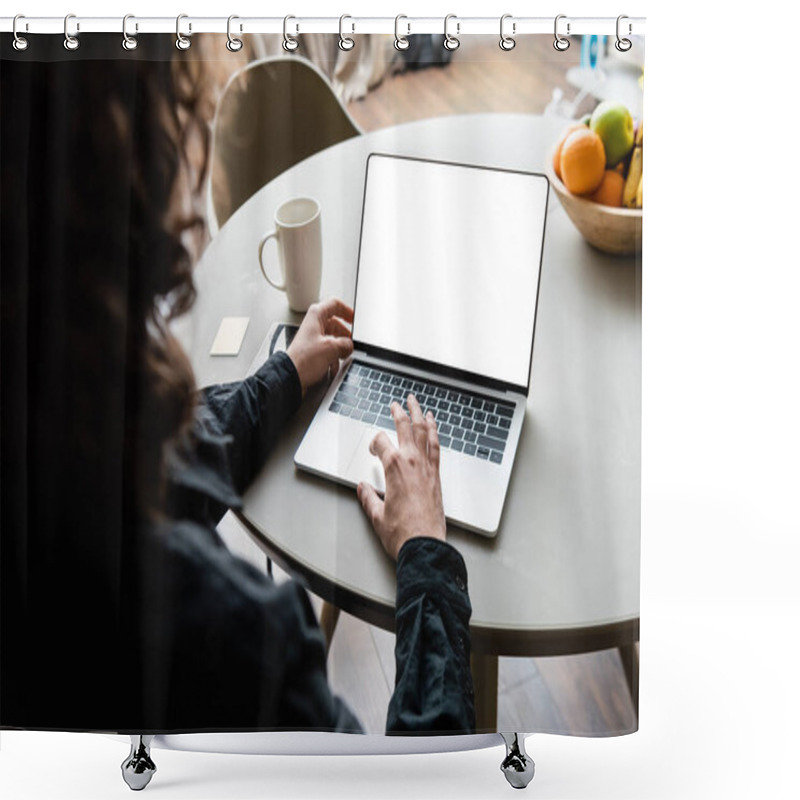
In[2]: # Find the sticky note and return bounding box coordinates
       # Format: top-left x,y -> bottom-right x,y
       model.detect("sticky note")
210,317 -> 249,356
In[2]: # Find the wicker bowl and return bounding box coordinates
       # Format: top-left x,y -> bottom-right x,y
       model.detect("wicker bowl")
546,157 -> 642,257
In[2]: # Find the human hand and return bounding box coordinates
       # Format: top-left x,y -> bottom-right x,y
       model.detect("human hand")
357,394 -> 447,561
286,298 -> 354,396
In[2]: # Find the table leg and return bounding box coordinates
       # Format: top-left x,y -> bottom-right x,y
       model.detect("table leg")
470,651 -> 499,731
618,642 -> 639,718
319,602 -> 341,655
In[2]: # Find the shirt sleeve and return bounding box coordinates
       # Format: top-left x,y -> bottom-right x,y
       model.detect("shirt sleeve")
387,538 -> 476,734
200,351 -> 302,496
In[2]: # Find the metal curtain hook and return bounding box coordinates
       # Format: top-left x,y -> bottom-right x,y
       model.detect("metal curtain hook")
615,14 -> 632,52
175,14 -> 191,50
394,15 -> 410,51
176,14 -> 191,50
13,14 -> 29,51
227,15 -> 243,52
553,14 -> 570,51
283,15 -> 299,51
499,14 -> 516,51
338,14 -> 355,51
122,15 -> 138,51
63,13 -> 80,51
443,14 -> 460,51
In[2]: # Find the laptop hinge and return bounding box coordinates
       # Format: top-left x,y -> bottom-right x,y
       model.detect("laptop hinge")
354,341 -> 528,397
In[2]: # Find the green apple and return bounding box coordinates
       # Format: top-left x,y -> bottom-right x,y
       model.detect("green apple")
590,101 -> 634,168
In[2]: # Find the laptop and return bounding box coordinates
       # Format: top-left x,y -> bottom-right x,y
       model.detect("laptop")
294,153 -> 549,536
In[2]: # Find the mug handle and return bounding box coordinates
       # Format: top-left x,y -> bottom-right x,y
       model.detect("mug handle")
258,231 -> 286,291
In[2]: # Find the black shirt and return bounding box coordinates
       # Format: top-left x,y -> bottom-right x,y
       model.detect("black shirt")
129,352 -> 476,734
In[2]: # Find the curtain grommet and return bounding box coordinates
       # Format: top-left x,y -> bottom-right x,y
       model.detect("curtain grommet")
338,14 -> 355,51
615,15 -> 632,52
175,14 -> 191,50
63,13 -> 80,51
443,14 -> 460,51
499,14 -> 516,51
283,15 -> 299,52
553,14 -> 570,51
394,15 -> 410,51
13,14 -> 29,51
122,14 -> 138,51
226,15 -> 243,52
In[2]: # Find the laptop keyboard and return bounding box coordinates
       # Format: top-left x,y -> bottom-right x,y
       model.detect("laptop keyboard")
328,361 -> 514,465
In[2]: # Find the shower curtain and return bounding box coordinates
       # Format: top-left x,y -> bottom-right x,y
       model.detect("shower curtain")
1,25 -> 643,744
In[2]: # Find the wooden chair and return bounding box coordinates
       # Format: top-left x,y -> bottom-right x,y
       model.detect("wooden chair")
209,56 -> 362,233
209,57 -> 360,649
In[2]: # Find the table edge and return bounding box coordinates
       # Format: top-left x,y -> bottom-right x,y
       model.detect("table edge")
235,511 -> 640,657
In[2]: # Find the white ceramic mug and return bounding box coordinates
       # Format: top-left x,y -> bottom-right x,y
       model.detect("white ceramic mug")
258,197 -> 322,312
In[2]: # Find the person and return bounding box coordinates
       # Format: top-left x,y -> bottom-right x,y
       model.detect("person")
0,35 -> 474,735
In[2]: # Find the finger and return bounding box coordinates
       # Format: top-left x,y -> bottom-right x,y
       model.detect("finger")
407,394 -> 428,450
426,411 -> 441,469
327,358 -> 340,380
369,430 -> 397,469
326,317 -> 352,339
391,401 -> 413,447
304,301 -> 323,326
326,335 -> 354,361
357,482 -> 385,532
316,297 -> 355,324
407,393 -> 424,424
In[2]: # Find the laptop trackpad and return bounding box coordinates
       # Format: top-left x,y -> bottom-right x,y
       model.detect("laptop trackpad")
345,428 -> 393,495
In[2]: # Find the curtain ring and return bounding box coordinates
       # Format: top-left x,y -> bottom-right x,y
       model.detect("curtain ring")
283,15 -> 299,52
226,15 -> 243,52
615,14 -> 632,52
338,14 -> 355,51
499,14 -> 516,51
12,14 -> 29,51
122,14 -> 138,51
176,14 -> 191,50
443,14 -> 460,51
63,13 -> 80,51
553,14 -> 570,51
394,15 -> 410,51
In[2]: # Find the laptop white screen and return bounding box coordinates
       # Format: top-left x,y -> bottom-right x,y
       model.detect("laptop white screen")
352,155 -> 548,390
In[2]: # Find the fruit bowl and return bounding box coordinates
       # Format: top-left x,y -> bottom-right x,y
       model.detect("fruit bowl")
546,156 -> 642,257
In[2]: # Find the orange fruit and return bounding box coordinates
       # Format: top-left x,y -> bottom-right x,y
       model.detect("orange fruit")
559,128 -> 606,195
552,123 -> 586,181
588,170 -> 625,207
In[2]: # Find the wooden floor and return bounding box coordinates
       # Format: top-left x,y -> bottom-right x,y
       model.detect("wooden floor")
346,35 -> 597,132
218,513 -> 637,736
325,608 -> 637,737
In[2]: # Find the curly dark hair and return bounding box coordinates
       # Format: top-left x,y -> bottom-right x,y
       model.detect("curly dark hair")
1,35 -> 214,530
1,35 -> 224,728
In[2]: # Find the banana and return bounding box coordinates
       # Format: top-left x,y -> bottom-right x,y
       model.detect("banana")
623,146 -> 643,208
635,174 -> 643,208
635,120 -> 643,147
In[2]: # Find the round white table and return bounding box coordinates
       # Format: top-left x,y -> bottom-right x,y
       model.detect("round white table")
183,113 -> 641,730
